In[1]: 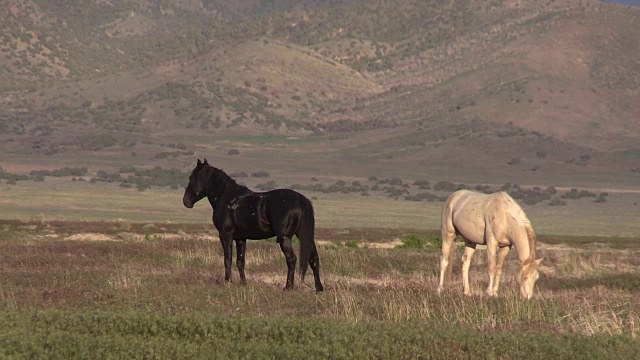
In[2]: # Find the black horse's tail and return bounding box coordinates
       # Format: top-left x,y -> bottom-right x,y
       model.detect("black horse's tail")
297,196 -> 316,277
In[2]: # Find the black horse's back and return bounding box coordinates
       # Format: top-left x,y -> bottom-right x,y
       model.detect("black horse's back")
183,158 -> 323,291
261,189 -> 306,233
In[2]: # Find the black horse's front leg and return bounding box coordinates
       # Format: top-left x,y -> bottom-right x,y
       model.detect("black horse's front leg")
277,236 -> 297,290
219,232 -> 234,282
235,239 -> 247,284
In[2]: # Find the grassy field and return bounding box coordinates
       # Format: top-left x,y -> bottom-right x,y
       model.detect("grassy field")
1,180 -> 639,358
0,220 -> 639,358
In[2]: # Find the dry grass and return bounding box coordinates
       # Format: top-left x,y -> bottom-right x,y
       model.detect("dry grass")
107,265 -> 143,291
0,220 -> 638,339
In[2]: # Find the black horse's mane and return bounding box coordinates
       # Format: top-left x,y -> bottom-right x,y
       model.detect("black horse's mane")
207,165 -> 236,184
202,164 -> 250,196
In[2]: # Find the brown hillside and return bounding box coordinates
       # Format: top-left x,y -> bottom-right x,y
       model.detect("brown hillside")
0,0 -> 638,187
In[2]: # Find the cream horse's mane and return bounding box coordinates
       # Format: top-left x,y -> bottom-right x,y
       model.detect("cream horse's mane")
502,192 -> 537,261
500,192 -> 539,279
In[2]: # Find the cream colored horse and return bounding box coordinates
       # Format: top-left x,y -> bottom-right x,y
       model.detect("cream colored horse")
437,190 -> 543,299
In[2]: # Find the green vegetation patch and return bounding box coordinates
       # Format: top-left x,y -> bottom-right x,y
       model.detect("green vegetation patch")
397,233 -> 441,249
0,309 -> 637,360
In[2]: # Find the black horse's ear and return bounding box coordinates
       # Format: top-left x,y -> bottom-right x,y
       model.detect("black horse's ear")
203,158 -> 209,165
197,159 -> 202,166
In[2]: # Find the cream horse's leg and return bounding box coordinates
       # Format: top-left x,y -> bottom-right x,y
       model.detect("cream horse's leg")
461,242 -> 476,296
437,229 -> 457,294
492,245 -> 511,296
485,229 -> 498,296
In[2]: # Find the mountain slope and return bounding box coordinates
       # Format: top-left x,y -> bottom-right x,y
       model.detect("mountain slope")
0,0 -> 639,186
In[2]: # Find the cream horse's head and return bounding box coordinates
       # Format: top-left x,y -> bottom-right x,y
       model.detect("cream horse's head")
517,258 -> 543,299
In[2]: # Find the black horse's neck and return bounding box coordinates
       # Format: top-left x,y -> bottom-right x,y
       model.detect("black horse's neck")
203,165 -> 250,210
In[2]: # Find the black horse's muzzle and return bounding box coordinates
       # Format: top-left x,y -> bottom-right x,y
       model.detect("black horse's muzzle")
183,193 -> 194,208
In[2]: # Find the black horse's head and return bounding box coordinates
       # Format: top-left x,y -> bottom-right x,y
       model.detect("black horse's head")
183,158 -> 210,208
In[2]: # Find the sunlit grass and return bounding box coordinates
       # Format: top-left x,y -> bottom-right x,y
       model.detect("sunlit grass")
0,220 -> 639,357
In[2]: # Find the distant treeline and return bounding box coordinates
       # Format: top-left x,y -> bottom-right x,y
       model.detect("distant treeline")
1,165 -> 609,205
0,166 -> 88,183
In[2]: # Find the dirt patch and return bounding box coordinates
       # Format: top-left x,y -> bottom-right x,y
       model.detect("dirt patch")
316,238 -> 404,249
125,232 -> 220,242
537,243 -> 580,252
361,238 -> 404,249
316,238 -> 405,249
537,242 -> 620,253
157,233 -> 185,240
329,274 -> 397,287
315,228 -> 420,242
196,234 -> 220,241
249,273 -> 380,291
65,233 -> 117,241
252,273 -> 282,285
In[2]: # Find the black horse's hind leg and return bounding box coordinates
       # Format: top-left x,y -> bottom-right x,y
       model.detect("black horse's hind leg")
235,239 -> 247,284
309,245 -> 324,292
277,236 -> 297,290
219,232 -> 234,282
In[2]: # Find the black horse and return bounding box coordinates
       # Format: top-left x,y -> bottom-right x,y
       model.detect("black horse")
182,158 -> 324,292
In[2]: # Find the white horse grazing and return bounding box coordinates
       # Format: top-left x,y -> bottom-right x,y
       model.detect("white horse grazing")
437,190 -> 543,299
